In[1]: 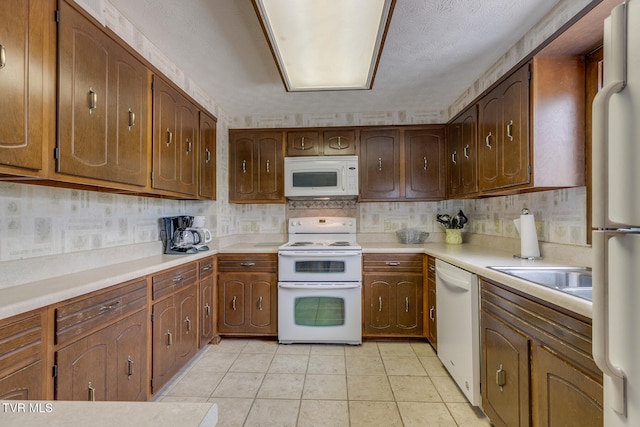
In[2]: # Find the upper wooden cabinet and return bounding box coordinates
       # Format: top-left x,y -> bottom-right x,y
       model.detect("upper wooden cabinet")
57,0 -> 151,188
287,129 -> 357,156
447,104 -> 479,198
477,58 -> 585,195
0,0 -> 55,175
199,112 -> 217,199
359,126 -> 446,201
229,130 -> 285,203
152,76 -> 199,197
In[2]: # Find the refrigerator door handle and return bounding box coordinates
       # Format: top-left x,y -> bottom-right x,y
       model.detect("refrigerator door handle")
593,231 -> 627,416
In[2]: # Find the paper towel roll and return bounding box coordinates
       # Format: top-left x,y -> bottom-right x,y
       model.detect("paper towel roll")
514,213 -> 540,258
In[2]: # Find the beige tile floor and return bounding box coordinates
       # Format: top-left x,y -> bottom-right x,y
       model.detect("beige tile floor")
155,339 -> 492,427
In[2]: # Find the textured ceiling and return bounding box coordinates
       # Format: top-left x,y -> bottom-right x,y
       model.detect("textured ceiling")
108,0 -> 561,118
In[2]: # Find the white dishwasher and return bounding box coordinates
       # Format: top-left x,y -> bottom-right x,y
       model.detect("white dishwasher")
436,259 -> 481,406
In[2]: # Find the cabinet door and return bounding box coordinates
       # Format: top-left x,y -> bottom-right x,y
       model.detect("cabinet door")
176,286 -> 198,363
459,106 -> 479,195
0,0 -> 53,172
323,129 -> 356,155
229,133 -> 256,199
218,275 -> 246,332
151,295 -> 178,392
481,311 -> 530,427
532,344 -> 603,427
199,112 -> 217,199
427,279 -> 437,348
55,327 -> 109,401
248,276 -> 277,333
498,67 -> 530,189
404,128 -> 446,200
363,278 -> 393,334
113,310 -> 147,401
256,135 -> 283,200
177,100 -> 198,195
287,131 -> 321,156
395,278 -> 423,335
200,276 -> 215,347
447,119 -> 463,196
479,92 -> 501,191
0,362 -> 43,400
359,129 -> 401,199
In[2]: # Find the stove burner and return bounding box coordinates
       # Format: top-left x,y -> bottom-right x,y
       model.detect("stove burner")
289,242 -> 313,246
330,241 -> 352,246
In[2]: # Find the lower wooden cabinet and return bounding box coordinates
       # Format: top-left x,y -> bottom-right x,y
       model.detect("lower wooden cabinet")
426,256 -> 437,348
363,254 -> 424,337
199,257 -> 217,347
480,278 -> 602,427
0,309 -> 48,400
217,254 -> 277,336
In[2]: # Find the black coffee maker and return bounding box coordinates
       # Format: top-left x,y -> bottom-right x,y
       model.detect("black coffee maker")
161,216 -> 201,254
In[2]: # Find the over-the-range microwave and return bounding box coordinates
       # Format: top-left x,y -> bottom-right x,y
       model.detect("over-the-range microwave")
284,156 -> 359,199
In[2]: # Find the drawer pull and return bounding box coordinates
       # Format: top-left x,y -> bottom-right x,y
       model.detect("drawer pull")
405,297 -> 409,313
0,44 -> 5,68
88,88 -> 98,113
127,356 -> 135,377
485,131 -> 492,149
378,157 -> 382,171
232,296 -> 237,311
429,265 -> 436,272
242,159 -> 247,173
496,364 -> 506,391
166,128 -> 173,146
205,148 -> 212,164
186,138 -> 192,154
385,261 -> 400,266
167,330 -> 173,346
258,296 -> 263,311
423,156 -> 428,170
172,275 -> 184,283
429,306 -> 435,321
451,151 -> 457,165
202,264 -> 213,271
204,303 -> 211,317
128,109 -> 136,130
266,159 -> 270,173
100,300 -> 121,311
506,120 -> 514,141
464,144 -> 470,159
185,316 -> 192,332
88,382 -> 96,401
378,296 -> 383,312
240,262 -> 255,267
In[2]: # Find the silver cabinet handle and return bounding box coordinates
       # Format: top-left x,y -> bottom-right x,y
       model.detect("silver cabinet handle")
202,264 -> 213,271
423,156 -> 428,170
128,109 -> 136,130
0,44 -> 5,68
301,137 -> 305,150
266,159 -> 270,173
242,159 -> 247,173
166,128 -> 173,146
167,330 -> 173,346
464,144 -> 470,159
485,132 -> 492,149
232,296 -> 237,311
429,265 -> 435,272
385,261 -> 400,266
127,356 -> 135,377
88,88 -> 97,113
378,296 -> 383,312
451,151 -> 457,165
378,157 -> 382,171
240,262 -> 255,267
186,139 -> 192,154
258,296 -> 263,311
496,364 -> 506,391
100,300 -> 121,311
337,136 -> 342,149
204,303 -> 211,317
405,297 -> 409,313
205,148 -> 211,163
185,316 -> 191,332
172,274 -> 184,283
506,120 -> 514,141
429,306 -> 435,321
88,382 -> 96,401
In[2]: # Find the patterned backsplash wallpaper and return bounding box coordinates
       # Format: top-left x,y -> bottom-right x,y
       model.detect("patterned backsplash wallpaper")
0,0 -> 592,262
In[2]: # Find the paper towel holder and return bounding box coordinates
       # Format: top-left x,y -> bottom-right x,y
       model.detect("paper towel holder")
513,208 -> 543,260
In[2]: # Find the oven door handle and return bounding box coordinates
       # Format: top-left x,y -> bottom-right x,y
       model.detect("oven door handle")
278,283 -> 361,290
278,251 -> 361,257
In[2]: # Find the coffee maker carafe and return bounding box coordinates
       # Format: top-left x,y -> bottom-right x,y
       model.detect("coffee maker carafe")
161,216 -> 200,254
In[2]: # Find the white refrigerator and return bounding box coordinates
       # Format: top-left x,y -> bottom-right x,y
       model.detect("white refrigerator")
592,0 -> 640,425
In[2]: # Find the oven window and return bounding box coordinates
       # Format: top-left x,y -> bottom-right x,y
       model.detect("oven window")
292,171 -> 338,187
295,260 -> 345,273
294,297 -> 345,327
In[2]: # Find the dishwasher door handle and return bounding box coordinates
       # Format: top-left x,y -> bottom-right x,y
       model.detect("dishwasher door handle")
436,268 -> 471,292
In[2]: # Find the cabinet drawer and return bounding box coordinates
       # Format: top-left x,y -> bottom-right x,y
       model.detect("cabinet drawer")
218,254 -> 277,273
152,263 -> 198,300
363,254 -> 423,273
0,311 -> 43,374
199,257 -> 215,279
55,279 -> 147,345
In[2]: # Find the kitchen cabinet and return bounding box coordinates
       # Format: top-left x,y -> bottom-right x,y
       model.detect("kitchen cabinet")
217,254 -> 277,336
286,129 -> 357,156
152,76 -> 199,197
0,0 -> 55,176
362,254 -> 424,337
359,127 -> 446,201
480,278 -> 602,427
198,257 -> 218,347
57,0 -> 151,188
477,57 -> 585,194
425,256 -> 437,349
199,111 -> 217,199
54,279 -> 148,401
447,104 -> 479,198
229,130 -> 285,203
0,309 -> 48,400
151,263 -> 198,393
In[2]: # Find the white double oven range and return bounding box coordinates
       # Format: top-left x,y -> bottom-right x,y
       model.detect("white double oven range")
277,217 -> 362,345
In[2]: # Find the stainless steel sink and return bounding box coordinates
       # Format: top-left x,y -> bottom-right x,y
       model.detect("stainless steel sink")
488,266 -> 592,300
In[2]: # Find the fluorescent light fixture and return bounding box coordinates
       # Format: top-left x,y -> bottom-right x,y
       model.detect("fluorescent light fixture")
253,0 -> 395,91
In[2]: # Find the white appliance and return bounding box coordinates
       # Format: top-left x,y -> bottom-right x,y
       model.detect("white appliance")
277,217 -> 362,345
284,156 -> 359,199
435,260 -> 481,406
592,1 -> 640,424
